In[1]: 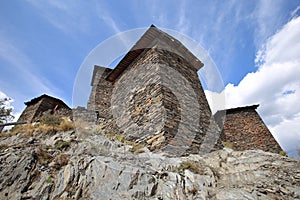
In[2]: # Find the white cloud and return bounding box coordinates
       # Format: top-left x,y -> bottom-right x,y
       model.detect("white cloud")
204,90 -> 226,114
206,16 -> 300,154
270,114 -> 300,153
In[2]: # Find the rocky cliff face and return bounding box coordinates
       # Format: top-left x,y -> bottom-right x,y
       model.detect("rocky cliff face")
0,124 -> 299,200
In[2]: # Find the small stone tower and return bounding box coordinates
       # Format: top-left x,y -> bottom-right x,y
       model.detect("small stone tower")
214,105 -> 283,154
18,94 -> 71,123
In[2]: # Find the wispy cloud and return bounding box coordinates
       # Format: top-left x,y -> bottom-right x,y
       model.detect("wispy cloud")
291,5 -> 300,18
251,0 -> 284,49
94,2 -> 131,49
25,0 -> 92,36
176,0 -> 189,34
0,34 -> 63,114
0,37 -> 61,94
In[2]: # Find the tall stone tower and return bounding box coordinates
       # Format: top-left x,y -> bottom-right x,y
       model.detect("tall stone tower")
88,25 -> 222,156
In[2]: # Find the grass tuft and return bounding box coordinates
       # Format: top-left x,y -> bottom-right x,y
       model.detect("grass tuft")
0,144 -> 9,152
222,141 -> 233,149
174,160 -> 205,175
52,153 -> 70,170
55,140 -> 71,151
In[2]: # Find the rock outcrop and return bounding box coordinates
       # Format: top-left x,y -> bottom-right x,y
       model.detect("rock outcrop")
0,125 -> 299,200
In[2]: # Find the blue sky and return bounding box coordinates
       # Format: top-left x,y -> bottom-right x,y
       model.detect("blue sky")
1,1 -> 300,157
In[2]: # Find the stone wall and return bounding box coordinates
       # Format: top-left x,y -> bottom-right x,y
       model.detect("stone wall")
155,48 -> 222,154
216,106 -> 283,154
87,66 -> 113,118
18,95 -> 71,123
111,47 -> 222,156
34,98 -> 70,120
72,106 -> 97,124
18,100 -> 43,123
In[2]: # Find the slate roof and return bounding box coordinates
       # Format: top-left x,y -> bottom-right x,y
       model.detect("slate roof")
24,94 -> 71,109
105,25 -> 204,82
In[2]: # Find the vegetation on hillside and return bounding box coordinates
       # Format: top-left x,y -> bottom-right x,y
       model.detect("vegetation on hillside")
0,98 -> 14,124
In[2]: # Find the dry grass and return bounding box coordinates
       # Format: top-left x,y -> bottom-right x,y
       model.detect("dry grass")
222,141 -> 233,149
174,161 -> 205,175
36,146 -> 54,165
133,147 -> 146,154
0,131 -> 16,138
104,132 -> 125,143
280,150 -> 287,157
58,120 -> 75,131
52,153 -> 70,170
7,118 -> 75,137
35,145 -> 70,170
103,132 -> 146,154
10,124 -> 34,134
130,143 -> 145,154
55,140 -> 71,151
0,144 -> 9,152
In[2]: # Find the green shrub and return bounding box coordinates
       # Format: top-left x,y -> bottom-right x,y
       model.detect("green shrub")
45,176 -> 52,183
55,140 -> 71,151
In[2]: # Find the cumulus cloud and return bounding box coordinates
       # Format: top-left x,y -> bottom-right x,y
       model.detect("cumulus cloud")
205,16 -> 300,154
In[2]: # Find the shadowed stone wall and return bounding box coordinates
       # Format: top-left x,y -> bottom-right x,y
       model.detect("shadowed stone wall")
18,100 -> 43,123
87,66 -> 113,118
111,47 -> 222,155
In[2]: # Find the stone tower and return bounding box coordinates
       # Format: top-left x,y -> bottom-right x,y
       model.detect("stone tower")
214,105 -> 283,154
88,25 -> 222,156
18,94 -> 71,123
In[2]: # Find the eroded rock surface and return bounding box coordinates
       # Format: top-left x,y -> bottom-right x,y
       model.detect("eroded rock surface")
0,128 -> 299,199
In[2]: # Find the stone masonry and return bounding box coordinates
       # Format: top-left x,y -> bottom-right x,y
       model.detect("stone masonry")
88,26 -> 222,156
72,106 -> 97,124
214,105 -> 283,154
87,66 -> 113,118
18,94 -> 71,123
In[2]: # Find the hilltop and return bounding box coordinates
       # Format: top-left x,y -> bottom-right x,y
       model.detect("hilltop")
0,119 -> 299,200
